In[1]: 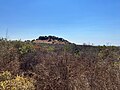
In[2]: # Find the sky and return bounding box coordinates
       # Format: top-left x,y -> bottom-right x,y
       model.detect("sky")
0,0 -> 120,45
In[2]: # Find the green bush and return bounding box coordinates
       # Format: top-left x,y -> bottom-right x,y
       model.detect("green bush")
18,43 -> 34,55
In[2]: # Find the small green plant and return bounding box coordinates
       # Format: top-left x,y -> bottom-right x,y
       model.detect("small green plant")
47,46 -> 55,52
19,43 -> 34,55
113,61 -> 120,67
63,44 -> 71,52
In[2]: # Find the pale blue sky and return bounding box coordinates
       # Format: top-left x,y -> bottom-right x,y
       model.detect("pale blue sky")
0,0 -> 120,45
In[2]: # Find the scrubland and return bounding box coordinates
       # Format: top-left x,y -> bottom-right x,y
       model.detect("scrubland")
0,38 -> 120,90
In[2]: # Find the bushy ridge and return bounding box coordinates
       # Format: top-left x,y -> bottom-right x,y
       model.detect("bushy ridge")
36,35 -> 69,43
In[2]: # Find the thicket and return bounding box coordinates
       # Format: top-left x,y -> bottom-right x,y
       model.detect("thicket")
0,38 -> 120,90
37,36 -> 69,42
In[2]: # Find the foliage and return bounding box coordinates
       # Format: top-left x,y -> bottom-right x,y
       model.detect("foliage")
37,35 -> 68,42
0,71 -> 35,90
0,71 -> 11,81
18,43 -> 34,55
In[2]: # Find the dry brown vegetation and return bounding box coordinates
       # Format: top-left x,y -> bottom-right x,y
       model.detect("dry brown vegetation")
0,38 -> 120,90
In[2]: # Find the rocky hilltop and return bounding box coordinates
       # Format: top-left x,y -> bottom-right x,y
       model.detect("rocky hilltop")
33,36 -> 69,44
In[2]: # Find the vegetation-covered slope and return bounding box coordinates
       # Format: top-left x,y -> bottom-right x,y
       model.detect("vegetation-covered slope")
0,37 -> 120,90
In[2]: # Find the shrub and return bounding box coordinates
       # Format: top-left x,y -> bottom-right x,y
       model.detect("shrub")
0,71 -> 35,90
18,43 -> 34,55
0,71 -> 11,81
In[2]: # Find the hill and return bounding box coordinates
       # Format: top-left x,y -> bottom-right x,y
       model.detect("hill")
33,36 -> 70,44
